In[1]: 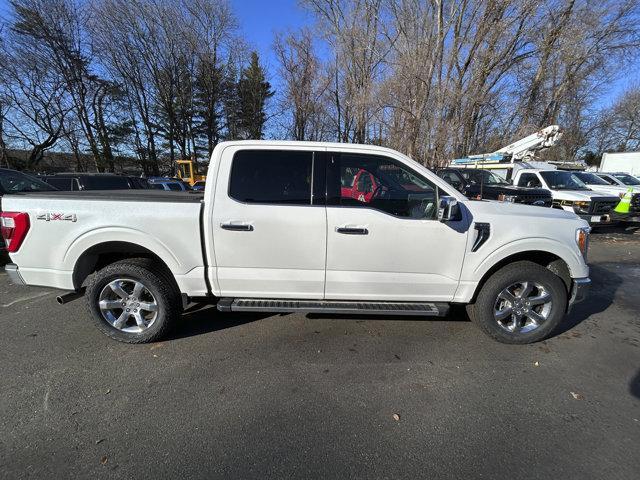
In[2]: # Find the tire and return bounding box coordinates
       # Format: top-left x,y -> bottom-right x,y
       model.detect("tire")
467,261 -> 568,344
85,257 -> 181,343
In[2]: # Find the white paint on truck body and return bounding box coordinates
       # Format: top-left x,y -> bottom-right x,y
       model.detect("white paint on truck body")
5,140 -> 590,304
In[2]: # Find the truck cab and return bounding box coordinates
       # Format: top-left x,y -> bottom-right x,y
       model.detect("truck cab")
512,169 -> 621,225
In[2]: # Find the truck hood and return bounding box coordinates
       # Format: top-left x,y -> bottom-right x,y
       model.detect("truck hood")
585,185 -> 627,196
465,198 -> 578,221
549,190 -> 608,201
467,184 -> 550,196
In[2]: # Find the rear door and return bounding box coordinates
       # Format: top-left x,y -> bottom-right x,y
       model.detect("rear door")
324,151 -> 468,302
212,147 -> 327,299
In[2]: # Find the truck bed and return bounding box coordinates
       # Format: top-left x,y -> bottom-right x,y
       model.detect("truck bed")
9,190 -> 204,203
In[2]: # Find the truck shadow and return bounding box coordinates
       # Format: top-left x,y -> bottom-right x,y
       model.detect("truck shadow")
169,304 -> 277,340
169,263 -> 619,341
630,369 -> 640,400
550,263 -> 622,337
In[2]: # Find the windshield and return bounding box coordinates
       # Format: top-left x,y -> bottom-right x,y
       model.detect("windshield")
575,172 -> 609,186
540,171 -> 589,190
0,170 -> 56,193
612,173 -> 640,186
461,169 -> 510,186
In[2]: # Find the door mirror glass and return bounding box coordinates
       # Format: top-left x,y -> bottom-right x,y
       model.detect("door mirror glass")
438,196 -> 459,222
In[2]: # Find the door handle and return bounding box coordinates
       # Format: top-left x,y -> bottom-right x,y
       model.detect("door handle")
221,223 -> 254,232
336,226 -> 369,235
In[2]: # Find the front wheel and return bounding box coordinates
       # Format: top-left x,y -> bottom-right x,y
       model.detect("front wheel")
467,261 -> 568,344
85,258 -> 181,343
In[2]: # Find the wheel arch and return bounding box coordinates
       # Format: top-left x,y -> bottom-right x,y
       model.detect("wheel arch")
72,241 -> 174,290
469,250 -> 571,304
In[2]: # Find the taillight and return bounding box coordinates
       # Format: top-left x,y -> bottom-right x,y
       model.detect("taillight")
0,212 -> 30,253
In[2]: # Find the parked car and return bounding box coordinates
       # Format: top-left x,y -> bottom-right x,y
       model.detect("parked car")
435,168 -> 552,206
596,172 -> 640,191
42,173 -> 149,191
191,180 -> 206,192
1,168 -> 57,251
512,168 -> 621,225
3,141 -> 591,346
148,177 -> 191,191
573,172 -> 640,217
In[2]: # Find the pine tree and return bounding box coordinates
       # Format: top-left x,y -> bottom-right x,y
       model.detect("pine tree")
237,52 -> 274,139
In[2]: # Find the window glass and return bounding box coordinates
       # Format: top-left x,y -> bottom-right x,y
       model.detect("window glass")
439,171 -> 464,190
0,171 -> 56,193
229,150 -> 313,205
167,183 -> 182,191
517,173 -> 542,188
328,153 -> 438,219
82,176 -> 132,190
461,169 -> 509,186
598,174 -> 616,185
44,177 -> 73,190
612,173 -> 640,186
540,171 -> 588,190
575,172 -> 609,185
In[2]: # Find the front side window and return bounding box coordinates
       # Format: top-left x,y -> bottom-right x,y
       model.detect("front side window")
82,176 -> 132,190
517,173 -> 542,188
229,150 -> 313,205
328,153 -> 438,219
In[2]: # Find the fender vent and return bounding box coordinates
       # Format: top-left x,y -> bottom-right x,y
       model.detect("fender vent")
472,222 -> 490,252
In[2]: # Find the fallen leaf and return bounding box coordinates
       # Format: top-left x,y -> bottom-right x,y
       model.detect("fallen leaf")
100,456 -> 108,465
104,389 -> 111,395
392,413 -> 400,421
534,361 -> 539,367
95,439 -> 105,445
570,392 -> 584,400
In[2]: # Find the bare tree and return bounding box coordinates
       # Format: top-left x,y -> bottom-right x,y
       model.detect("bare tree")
274,28 -> 330,140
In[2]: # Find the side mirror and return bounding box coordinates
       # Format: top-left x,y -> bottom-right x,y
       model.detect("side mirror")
438,196 -> 459,222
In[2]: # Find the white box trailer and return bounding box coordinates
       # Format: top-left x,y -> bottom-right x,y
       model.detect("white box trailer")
600,152 -> 640,175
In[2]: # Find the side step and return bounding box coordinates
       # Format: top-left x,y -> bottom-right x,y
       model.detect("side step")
216,298 -> 449,317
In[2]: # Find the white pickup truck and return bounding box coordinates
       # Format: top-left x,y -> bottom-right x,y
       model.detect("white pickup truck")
2,141 -> 591,345
512,168 -> 621,225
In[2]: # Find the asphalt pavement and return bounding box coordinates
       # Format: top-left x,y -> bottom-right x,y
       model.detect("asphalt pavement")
0,229 -> 639,479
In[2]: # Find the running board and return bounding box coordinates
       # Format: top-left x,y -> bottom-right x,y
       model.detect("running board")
216,298 -> 449,317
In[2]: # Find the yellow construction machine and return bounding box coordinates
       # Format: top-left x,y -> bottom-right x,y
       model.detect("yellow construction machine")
176,159 -> 206,186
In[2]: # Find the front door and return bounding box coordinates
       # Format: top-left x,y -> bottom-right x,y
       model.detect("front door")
325,151 -> 468,302
212,147 -> 327,299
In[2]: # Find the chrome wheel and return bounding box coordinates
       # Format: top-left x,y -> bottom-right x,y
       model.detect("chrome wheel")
493,281 -> 552,334
98,278 -> 158,333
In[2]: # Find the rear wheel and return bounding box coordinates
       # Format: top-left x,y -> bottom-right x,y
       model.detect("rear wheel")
85,258 -> 181,343
467,261 -> 568,344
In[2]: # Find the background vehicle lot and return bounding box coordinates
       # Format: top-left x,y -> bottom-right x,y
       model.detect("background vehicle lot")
1,231 -> 639,479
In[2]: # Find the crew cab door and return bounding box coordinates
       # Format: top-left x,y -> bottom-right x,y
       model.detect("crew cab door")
325,151 -> 468,302
211,147 -> 326,298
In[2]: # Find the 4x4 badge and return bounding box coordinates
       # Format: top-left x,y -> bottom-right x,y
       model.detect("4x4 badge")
36,213 -> 77,222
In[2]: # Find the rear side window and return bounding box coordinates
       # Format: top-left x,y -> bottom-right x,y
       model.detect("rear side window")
229,150 -> 313,205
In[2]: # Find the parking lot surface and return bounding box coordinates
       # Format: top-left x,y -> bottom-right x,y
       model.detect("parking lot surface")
1,229 -> 639,479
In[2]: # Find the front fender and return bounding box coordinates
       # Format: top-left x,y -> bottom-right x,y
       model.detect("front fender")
470,237 -> 588,280
453,237 -> 588,303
